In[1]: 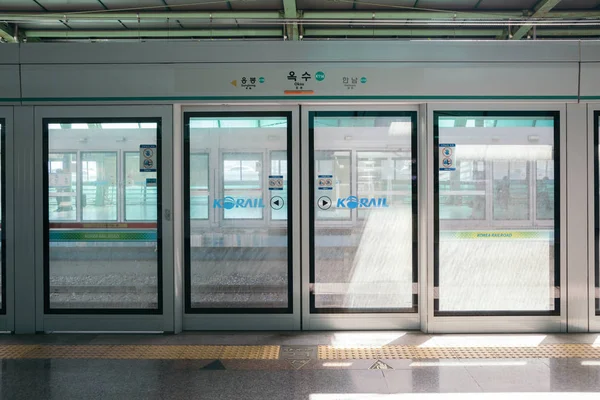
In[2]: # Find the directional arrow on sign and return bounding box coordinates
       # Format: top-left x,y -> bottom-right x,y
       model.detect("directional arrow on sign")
231,80 -> 237,87
271,196 -> 284,210
317,196 -> 332,210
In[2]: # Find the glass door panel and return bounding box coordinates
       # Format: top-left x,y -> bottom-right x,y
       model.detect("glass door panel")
184,112 -> 292,313
434,112 -> 560,316
309,111 -> 418,314
45,120 -> 161,312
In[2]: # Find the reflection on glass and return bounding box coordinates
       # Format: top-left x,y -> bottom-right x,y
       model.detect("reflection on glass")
357,152 -> 412,219
223,153 -> 263,220
190,153 -> 209,219
536,160 -> 554,220
48,153 -> 77,221
125,152 -> 157,221
493,161 -> 529,220
439,160 -> 486,220
82,152 -> 117,221
187,115 -> 290,310
311,113 -> 416,312
436,114 -> 558,314
314,151 -> 351,220
47,122 -> 159,310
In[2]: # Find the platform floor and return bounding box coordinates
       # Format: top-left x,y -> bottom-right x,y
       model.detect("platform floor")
0,332 -> 600,399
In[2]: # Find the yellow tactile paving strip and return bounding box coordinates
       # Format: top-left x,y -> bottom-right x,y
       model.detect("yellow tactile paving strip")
0,344 -> 599,360
0,345 -> 280,360
318,344 -> 600,360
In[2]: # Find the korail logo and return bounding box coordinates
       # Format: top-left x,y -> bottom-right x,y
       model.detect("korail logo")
213,196 -> 265,209
336,196 -> 389,209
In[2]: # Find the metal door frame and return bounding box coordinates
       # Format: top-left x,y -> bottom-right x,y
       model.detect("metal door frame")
587,104 -> 600,332
301,103 -> 422,330
33,105 -> 174,332
0,107 -> 14,332
426,102 -> 567,333
565,103 -> 588,333
180,104 -> 301,330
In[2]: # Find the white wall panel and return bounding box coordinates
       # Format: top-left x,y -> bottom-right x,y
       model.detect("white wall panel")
0,66 -> 21,101
0,45 -> 19,64
20,62 -> 579,101
0,45 -> 20,102
19,41 -> 580,64
581,42 -> 600,62
581,63 -> 600,99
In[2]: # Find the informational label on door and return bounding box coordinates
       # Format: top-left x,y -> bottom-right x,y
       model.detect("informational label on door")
140,144 -> 157,172
268,175 -> 284,190
439,144 -> 456,171
146,178 -> 157,187
317,175 -> 333,190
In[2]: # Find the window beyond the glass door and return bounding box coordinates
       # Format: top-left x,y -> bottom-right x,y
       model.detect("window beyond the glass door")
45,120 -> 162,313
309,112 -> 418,313
434,112 -> 560,316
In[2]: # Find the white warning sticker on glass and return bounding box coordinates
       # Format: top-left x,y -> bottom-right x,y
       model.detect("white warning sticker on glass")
140,144 -> 157,172
439,144 -> 456,171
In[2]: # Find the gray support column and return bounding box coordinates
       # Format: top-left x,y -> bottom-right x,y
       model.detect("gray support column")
566,103 -> 589,332
13,106 -> 36,334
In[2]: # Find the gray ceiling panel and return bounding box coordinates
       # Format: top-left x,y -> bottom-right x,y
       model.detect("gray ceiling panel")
162,0 -> 230,10
36,0 -> 105,11
415,0 -> 480,10
554,0 -> 599,9
230,0 -> 282,10
354,0 -> 418,10
475,0 -> 538,10
99,0 -> 168,11
0,0 -> 46,11
297,0 -> 354,10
